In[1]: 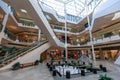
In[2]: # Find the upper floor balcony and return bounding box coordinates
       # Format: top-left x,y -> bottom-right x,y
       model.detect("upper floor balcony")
10,7 -> 39,29
0,1 -> 39,30
52,24 -> 89,35
86,33 -> 120,46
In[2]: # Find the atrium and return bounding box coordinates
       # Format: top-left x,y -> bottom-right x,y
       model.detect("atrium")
0,0 -> 120,80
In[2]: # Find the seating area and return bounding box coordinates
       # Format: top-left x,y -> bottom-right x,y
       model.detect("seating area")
12,60 -> 39,70
46,60 -> 107,79
20,62 -> 35,68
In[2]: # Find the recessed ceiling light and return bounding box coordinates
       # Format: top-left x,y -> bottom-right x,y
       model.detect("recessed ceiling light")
20,9 -> 27,13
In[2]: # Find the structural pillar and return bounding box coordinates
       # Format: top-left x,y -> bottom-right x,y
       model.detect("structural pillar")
89,30 -> 96,64
38,29 -> 41,43
0,13 -> 9,44
84,0 -> 96,64
64,4 -> 68,61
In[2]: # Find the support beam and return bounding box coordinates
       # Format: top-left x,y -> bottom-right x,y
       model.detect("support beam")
0,13 -> 9,44
38,29 -> 41,42
89,29 -> 96,64
85,0 -> 96,64
64,4 -> 68,61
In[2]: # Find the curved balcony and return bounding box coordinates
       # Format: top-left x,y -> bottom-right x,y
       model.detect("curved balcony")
10,10 -> 39,29
3,29 -> 37,46
86,34 -> 120,45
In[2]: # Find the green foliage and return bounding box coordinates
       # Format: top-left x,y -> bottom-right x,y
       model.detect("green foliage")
99,74 -> 113,80
71,29 -> 78,33
34,60 -> 39,65
12,62 -> 20,70
67,62 -> 71,66
40,58 -> 43,63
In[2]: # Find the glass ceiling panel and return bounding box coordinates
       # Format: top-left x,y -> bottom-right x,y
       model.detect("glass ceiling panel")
39,0 -> 102,18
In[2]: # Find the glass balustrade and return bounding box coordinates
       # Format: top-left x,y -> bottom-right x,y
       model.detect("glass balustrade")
87,30 -> 120,44
53,25 -> 81,33
0,41 -> 48,65
4,29 -> 17,40
4,29 -> 41,44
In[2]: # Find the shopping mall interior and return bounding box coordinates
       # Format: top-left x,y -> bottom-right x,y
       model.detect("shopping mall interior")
0,0 -> 120,80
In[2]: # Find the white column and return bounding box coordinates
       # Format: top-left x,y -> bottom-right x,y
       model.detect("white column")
85,1 -> 96,64
0,13 -> 9,44
89,29 -> 96,64
1,14 -> 9,33
38,29 -> 41,42
64,4 -> 68,61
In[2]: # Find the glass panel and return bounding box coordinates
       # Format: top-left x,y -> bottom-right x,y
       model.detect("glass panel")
39,0 -> 103,22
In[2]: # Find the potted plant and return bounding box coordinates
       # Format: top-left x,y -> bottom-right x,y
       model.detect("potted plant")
12,62 -> 20,70
34,60 -> 39,65
40,58 -> 43,63
99,74 -> 113,80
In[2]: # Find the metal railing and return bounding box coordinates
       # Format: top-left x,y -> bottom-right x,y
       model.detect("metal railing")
0,40 -> 48,67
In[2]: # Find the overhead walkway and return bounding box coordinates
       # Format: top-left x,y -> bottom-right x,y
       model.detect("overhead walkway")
0,41 -> 51,70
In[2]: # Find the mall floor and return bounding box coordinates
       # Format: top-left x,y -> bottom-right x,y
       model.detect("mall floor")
0,60 -> 120,80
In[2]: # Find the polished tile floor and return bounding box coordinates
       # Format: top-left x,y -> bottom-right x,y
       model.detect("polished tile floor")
0,61 -> 120,80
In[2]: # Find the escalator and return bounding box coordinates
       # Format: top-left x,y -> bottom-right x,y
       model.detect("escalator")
0,41 -> 51,70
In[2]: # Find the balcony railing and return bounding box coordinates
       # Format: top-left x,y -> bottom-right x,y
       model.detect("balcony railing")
9,7 -> 39,29
86,34 -> 120,45
4,29 -> 17,40
3,30 -> 46,45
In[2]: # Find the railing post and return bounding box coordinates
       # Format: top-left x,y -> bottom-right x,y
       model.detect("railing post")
38,29 -> 41,43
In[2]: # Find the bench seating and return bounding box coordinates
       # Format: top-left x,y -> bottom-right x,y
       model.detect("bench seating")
20,62 -> 34,68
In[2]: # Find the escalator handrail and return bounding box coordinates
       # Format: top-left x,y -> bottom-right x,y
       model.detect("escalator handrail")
0,41 -> 48,65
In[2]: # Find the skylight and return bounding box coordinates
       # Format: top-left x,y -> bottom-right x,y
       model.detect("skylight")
39,0 -> 102,19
